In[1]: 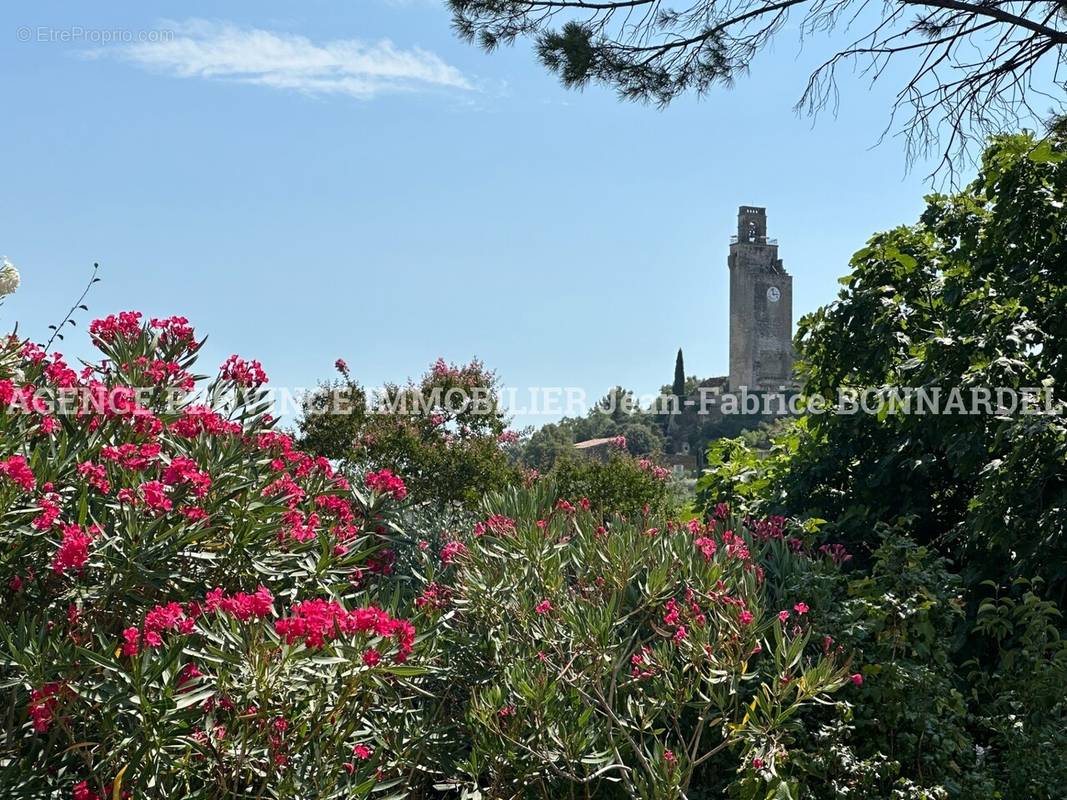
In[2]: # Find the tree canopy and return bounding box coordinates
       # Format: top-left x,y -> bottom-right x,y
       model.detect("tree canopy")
449,0 -> 1067,170
298,358 -> 519,510
699,127 -> 1067,600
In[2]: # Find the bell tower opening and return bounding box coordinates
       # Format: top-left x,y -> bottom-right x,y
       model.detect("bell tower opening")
737,206 -> 768,243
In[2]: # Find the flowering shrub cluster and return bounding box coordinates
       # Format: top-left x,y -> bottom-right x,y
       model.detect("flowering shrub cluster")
0,309 -> 870,799
402,482 -> 858,799
0,314 -> 420,799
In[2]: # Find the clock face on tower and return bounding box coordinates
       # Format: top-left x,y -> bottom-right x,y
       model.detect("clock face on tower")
766,286 -> 781,303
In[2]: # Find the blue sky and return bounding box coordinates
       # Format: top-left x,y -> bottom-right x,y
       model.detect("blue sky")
2,1 -> 958,428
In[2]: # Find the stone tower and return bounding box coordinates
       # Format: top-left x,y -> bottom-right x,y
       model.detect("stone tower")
728,206 -> 794,391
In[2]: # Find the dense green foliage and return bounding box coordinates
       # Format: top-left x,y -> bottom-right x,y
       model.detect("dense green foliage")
405,484 -> 856,799
551,451 -> 680,516
697,130 -> 1067,798
704,130 -> 1067,594
298,359 -> 519,511
518,387 -> 667,470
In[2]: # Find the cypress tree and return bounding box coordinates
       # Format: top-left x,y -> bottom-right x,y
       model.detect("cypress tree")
673,348 -> 686,398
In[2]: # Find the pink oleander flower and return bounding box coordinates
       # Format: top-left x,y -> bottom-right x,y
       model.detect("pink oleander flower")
0,454 -> 36,492
274,600 -> 415,661
220,354 -> 268,387
140,600 -> 198,647
121,627 -> 140,657
440,540 -> 468,565
535,599 -> 552,615
739,610 -> 754,625
364,469 -> 407,501
695,536 -> 717,560
89,311 -> 143,343
77,461 -> 111,494
415,582 -> 452,611
44,353 -> 78,388
485,514 -> 515,535
161,456 -> 212,497
851,673 -> 864,686
52,524 -> 96,575
32,493 -> 62,530
663,598 -> 681,626
281,510 -> 319,543
171,405 -> 242,438
150,315 -> 196,344
28,683 -> 62,733
140,480 -> 173,513
177,662 -> 203,689
205,585 -> 275,621
630,646 -> 655,679
793,602 -> 809,615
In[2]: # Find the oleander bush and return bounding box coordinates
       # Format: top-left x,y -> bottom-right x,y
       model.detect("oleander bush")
0,314 -> 421,799
0,312 -> 865,800
402,482 -> 861,799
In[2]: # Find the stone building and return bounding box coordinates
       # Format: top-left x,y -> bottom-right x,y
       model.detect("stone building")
728,206 -> 795,391
572,206 -> 799,473
664,206 -> 798,469
571,437 -> 616,462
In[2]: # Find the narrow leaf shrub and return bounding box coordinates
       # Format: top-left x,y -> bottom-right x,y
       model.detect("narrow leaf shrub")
0,314 -> 419,799
406,486 -> 858,799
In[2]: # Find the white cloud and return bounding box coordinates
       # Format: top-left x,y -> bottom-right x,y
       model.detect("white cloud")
89,19 -> 472,99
